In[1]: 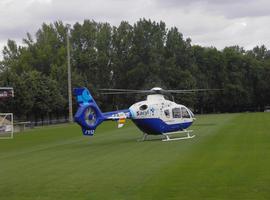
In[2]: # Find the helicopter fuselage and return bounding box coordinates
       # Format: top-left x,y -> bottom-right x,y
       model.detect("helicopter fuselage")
74,87 -> 195,138
129,94 -> 194,135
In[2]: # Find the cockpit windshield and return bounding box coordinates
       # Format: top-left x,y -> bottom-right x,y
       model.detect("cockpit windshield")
187,108 -> 195,118
168,106 -> 194,119
181,107 -> 191,118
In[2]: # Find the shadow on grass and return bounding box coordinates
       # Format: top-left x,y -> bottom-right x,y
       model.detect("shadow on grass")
193,123 -> 217,127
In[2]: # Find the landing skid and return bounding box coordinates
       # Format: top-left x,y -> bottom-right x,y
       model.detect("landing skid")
162,130 -> 195,142
137,133 -> 148,142
138,130 -> 195,142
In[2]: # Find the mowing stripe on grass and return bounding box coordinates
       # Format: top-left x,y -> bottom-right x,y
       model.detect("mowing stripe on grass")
0,113 -> 269,200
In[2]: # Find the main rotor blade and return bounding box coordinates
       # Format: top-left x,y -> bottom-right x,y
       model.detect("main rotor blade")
99,88 -> 223,95
99,88 -> 149,92
100,91 -> 152,95
166,89 -> 223,93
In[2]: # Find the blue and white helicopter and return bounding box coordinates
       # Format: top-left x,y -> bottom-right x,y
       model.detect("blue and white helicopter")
74,87 -> 210,141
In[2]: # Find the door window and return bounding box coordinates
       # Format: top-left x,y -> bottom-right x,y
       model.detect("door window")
164,109 -> 170,118
172,108 -> 181,118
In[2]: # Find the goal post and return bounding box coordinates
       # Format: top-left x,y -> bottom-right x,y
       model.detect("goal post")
0,113 -> 13,139
0,87 -> 14,139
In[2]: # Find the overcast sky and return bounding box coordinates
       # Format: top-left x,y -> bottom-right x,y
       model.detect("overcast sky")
1,0 -> 270,59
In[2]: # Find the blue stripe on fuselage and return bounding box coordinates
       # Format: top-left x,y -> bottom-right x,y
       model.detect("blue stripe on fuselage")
132,118 -> 192,135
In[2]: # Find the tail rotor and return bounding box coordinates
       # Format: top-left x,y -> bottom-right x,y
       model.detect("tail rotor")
74,88 -> 105,136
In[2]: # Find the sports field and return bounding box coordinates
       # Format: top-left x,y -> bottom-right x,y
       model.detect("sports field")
0,113 -> 270,200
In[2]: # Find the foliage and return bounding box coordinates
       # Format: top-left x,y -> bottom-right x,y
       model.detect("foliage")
1,19 -> 270,119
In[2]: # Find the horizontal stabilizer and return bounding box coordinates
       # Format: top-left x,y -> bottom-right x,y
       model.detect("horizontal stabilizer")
117,113 -> 126,128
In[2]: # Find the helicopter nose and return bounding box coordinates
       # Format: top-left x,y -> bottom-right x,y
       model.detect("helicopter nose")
186,108 -> 195,120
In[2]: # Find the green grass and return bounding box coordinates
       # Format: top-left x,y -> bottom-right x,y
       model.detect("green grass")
0,113 -> 270,200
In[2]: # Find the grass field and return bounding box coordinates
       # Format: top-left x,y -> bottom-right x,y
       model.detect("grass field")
0,113 -> 270,200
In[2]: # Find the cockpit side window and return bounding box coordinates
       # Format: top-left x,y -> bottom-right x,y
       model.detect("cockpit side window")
172,108 -> 181,118
164,109 -> 170,118
181,107 -> 190,118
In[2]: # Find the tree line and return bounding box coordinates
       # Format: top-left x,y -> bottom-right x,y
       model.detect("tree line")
0,19 -> 270,121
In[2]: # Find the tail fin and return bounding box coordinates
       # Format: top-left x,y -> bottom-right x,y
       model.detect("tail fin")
73,88 -> 104,136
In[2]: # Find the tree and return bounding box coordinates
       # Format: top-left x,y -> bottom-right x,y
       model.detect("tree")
1,19 -> 270,116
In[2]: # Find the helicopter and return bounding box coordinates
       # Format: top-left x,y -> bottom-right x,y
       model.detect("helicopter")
73,87 -> 216,141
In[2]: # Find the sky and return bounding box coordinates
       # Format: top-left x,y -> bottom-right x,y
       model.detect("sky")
0,0 -> 270,59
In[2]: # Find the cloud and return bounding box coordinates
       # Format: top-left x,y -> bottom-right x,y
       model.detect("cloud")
156,0 -> 270,18
0,0 -> 270,60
